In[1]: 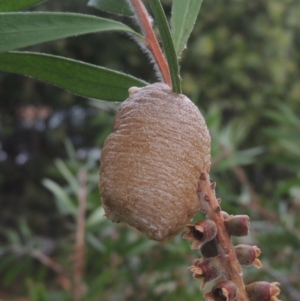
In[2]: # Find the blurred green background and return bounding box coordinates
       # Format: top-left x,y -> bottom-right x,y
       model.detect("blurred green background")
0,0 -> 300,300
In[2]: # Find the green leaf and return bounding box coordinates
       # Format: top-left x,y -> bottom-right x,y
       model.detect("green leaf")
89,99 -> 121,114
86,207 -> 105,229
87,0 -> 132,16
64,139 -> 78,166
42,178 -> 77,215
4,258 -> 31,287
0,52 -> 148,101
234,146 -> 264,165
0,12 -> 142,53
126,239 -> 157,256
54,159 -> 78,195
6,230 -> 21,245
171,0 -> 203,58
27,281 -> 47,301
84,270 -> 114,300
148,0 -> 181,94
19,219 -> 32,240
0,0 -> 45,12
86,233 -> 106,252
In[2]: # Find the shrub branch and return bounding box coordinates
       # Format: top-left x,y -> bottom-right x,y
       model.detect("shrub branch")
198,172 -> 250,301
128,0 -> 172,86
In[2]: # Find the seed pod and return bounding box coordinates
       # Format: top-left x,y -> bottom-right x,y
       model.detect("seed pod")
245,282 -> 281,301
224,215 -> 250,237
99,83 -> 211,241
234,245 -> 262,268
190,256 -> 222,288
200,238 -> 219,258
183,219 -> 217,249
205,281 -> 238,301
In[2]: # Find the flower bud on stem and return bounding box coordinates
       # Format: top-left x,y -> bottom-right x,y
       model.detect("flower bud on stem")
190,256 -> 222,288
200,238 -> 219,258
183,219 -> 217,249
234,245 -> 262,268
205,281 -> 238,301
185,172 -> 281,300
245,282 -> 281,301
198,172 -> 250,301
224,215 -> 250,237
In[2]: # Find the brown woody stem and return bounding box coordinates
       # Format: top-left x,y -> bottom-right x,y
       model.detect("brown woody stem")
30,249 -> 71,291
198,172 -> 250,301
73,169 -> 88,301
129,0 -> 172,86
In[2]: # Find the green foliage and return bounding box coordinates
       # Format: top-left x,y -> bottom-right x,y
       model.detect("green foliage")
171,0 -> 203,58
0,0 -> 45,12
0,0 -> 179,101
0,52 -> 147,101
0,12 -> 141,53
2,141 -> 205,300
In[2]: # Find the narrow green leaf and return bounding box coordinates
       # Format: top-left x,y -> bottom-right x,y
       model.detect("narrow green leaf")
88,0 -> 132,16
84,270 -> 113,300
148,0 -> 181,94
0,0 -> 45,12
86,207 -> 105,229
19,219 -> 32,240
126,239 -> 157,256
42,178 -> 77,215
64,139 -> 77,166
171,0 -> 203,58
89,99 -> 121,114
6,230 -> 21,245
0,52 -> 148,101
86,233 -> 106,252
54,159 -> 78,195
0,12 -> 142,53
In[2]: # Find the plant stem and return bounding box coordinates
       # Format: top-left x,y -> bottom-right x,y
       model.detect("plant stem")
198,172 -> 250,301
30,249 -> 71,291
73,169 -> 87,301
129,0 -> 172,87
148,0 -> 181,93
232,165 -> 277,221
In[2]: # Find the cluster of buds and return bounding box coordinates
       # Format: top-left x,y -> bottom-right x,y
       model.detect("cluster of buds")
184,172 -> 281,301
